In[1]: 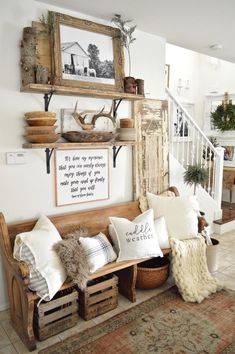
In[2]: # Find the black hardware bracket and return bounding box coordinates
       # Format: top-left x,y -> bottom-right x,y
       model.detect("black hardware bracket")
44,91 -> 54,112
112,146 -> 122,168
113,98 -> 123,118
45,148 -> 54,174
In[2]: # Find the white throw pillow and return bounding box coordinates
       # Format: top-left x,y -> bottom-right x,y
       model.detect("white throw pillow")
147,193 -> 199,240
13,215 -> 67,301
154,216 -> 170,249
79,233 -> 117,273
109,209 -> 163,262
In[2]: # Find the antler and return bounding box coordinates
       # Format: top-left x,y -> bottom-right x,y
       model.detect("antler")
72,101 -> 94,130
91,101 -> 116,126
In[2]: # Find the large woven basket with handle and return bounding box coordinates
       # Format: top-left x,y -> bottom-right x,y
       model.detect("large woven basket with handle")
136,257 -> 170,290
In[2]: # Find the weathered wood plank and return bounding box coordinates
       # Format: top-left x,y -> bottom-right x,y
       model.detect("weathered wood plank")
21,27 -> 37,85
133,99 -> 169,199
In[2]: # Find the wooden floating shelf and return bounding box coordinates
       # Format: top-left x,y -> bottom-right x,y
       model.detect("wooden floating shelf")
21,84 -> 145,101
22,141 -> 136,173
22,140 -> 136,149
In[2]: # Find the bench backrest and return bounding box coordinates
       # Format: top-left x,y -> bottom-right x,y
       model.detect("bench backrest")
0,201 -> 141,254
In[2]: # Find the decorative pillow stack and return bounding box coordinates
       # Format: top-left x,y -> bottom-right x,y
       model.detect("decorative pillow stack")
147,193 -> 199,240
54,229 -> 117,287
109,209 -> 163,261
13,215 -> 67,301
53,228 -> 90,290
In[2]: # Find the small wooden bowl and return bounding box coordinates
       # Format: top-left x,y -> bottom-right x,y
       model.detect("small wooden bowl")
25,126 -> 57,135
25,118 -> 57,126
25,111 -> 56,118
25,134 -> 60,143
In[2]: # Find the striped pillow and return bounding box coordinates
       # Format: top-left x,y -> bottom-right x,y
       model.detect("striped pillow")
79,233 -> 117,273
19,243 -> 49,299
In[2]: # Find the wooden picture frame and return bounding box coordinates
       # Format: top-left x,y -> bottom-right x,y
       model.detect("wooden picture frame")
54,148 -> 110,206
51,11 -> 124,92
165,64 -> 170,88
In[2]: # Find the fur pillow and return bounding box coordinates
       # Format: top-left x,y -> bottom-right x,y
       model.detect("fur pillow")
53,228 -> 90,290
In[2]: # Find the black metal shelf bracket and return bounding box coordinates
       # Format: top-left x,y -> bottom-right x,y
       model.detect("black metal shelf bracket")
45,148 -> 54,174
112,146 -> 122,168
44,91 -> 54,112
113,98 -> 123,118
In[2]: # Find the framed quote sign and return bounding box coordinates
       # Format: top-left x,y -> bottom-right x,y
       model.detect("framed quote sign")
55,148 -> 109,206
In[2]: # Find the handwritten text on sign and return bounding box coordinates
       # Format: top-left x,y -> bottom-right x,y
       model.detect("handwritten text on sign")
55,149 -> 109,206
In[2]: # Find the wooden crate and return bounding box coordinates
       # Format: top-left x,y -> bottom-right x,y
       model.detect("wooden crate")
79,274 -> 118,320
34,289 -> 79,341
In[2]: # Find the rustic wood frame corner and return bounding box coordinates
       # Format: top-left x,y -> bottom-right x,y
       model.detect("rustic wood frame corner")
51,11 -> 125,92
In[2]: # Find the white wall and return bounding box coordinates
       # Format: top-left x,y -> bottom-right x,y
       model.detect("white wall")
0,0 -> 166,310
166,43 -> 235,128
166,43 -> 235,205
166,44 -> 202,125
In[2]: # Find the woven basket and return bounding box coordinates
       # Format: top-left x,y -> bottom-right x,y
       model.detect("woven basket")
136,257 -> 170,290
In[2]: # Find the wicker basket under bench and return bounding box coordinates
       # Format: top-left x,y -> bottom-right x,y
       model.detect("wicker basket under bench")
0,201 -> 171,351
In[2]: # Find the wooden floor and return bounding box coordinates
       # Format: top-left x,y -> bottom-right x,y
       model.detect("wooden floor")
214,202 -> 235,225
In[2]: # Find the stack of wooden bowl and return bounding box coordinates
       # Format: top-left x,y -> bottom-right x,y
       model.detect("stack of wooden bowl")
118,118 -> 136,141
24,112 -> 60,143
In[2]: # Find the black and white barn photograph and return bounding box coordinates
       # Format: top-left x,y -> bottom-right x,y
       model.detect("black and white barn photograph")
60,24 -> 115,85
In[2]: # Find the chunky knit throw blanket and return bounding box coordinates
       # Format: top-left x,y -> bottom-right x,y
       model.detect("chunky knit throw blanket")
170,237 -> 220,303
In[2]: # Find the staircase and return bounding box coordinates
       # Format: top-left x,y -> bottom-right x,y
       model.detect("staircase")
166,88 -> 224,233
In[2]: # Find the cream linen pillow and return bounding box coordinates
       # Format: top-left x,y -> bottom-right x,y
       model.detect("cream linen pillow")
109,214 -> 169,251
154,216 -> 170,249
147,193 -> 199,240
109,209 -> 163,261
13,215 -> 66,301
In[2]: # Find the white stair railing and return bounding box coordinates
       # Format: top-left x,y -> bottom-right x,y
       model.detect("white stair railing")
166,88 -> 224,207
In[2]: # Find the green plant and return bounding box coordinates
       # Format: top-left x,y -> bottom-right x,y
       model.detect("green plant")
211,103 -> 235,131
39,11 -> 56,84
183,164 -> 209,195
39,11 -> 55,33
111,14 -> 136,76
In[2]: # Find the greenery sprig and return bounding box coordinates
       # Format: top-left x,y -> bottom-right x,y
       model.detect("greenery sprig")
39,11 -> 55,33
211,103 -> 235,132
111,14 -> 136,77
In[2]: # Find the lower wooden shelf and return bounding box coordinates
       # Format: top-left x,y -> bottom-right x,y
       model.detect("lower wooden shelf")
22,141 -> 136,173
22,140 -> 135,149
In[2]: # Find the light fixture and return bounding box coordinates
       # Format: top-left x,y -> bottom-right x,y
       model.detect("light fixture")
177,78 -> 190,95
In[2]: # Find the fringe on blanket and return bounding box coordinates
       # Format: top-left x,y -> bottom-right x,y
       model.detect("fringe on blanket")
170,236 -> 221,303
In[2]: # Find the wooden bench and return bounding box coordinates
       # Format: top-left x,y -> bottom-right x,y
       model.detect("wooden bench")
0,201 -> 170,351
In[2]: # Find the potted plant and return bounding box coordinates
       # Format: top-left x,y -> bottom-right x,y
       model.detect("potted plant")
111,14 -> 137,94
183,164 -> 209,195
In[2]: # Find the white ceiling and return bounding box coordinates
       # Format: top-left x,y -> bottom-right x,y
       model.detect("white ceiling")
36,0 -> 235,63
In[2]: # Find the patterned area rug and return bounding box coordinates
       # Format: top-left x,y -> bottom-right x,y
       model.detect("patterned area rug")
39,287 -> 235,354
